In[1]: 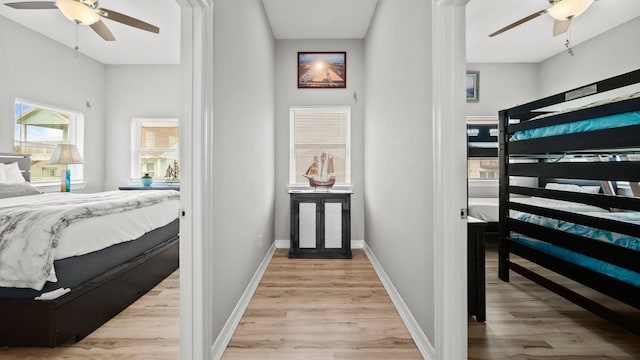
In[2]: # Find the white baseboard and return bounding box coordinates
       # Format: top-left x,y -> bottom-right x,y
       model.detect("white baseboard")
275,239 -> 290,249
363,243 -> 436,360
210,243 -> 276,360
275,239 -> 365,249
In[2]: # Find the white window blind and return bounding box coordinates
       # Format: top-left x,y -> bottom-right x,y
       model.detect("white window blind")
290,106 -> 351,185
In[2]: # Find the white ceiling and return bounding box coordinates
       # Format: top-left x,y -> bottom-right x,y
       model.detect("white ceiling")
262,0 -> 378,40
0,0 -> 638,65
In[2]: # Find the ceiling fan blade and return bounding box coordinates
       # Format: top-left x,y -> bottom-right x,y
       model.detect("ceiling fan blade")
553,19 -> 571,37
90,19 -> 115,41
97,7 -> 159,34
489,9 -> 547,37
4,1 -> 56,9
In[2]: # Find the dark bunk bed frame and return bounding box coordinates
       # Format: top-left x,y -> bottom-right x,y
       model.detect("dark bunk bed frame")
0,153 -> 180,347
498,69 -> 640,335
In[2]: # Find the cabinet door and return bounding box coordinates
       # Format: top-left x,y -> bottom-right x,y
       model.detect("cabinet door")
298,202 -> 317,248
324,202 -> 342,249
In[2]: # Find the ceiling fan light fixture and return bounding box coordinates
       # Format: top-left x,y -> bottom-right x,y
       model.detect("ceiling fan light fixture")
55,0 -> 99,25
548,0 -> 594,21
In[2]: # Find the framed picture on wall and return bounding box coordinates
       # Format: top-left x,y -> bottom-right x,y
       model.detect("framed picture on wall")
298,52 -> 347,88
466,71 -> 479,102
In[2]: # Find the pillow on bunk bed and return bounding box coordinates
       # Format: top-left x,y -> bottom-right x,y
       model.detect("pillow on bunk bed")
0,182 -> 42,199
545,182 -> 600,194
1,162 -> 27,184
0,164 -> 5,183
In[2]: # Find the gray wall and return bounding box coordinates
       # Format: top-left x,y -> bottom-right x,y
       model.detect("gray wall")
0,16 -> 106,192
274,39 -> 365,242
364,0 -> 435,342
465,15 -> 640,164
465,63 -> 539,117
103,65 -> 181,190
538,17 -> 640,96
210,0 -> 275,341
466,18 -> 640,120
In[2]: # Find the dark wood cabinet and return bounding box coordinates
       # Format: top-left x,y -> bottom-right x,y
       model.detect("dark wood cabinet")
468,216 -> 487,322
289,191 -> 352,259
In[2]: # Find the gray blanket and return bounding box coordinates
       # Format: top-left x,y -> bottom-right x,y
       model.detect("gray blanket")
0,190 -> 179,290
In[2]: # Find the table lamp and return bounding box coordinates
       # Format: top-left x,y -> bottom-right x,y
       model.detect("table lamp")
49,144 -> 84,192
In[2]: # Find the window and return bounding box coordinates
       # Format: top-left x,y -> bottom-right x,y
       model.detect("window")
289,106 -> 351,186
131,118 -> 179,181
13,99 -> 84,184
468,159 -> 499,179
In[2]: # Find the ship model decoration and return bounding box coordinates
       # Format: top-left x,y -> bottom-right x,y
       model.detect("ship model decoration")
304,152 -> 336,189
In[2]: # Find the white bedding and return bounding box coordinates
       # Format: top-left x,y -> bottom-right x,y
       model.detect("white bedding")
511,197 -> 608,213
468,196 -> 609,223
0,190 -> 179,290
469,197 -> 499,222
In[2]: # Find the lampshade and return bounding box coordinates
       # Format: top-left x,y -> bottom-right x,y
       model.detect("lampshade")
547,0 -> 594,21
55,0 -> 100,25
49,144 -> 84,165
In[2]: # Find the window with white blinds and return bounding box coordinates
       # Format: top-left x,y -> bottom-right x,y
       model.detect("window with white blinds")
290,106 -> 351,186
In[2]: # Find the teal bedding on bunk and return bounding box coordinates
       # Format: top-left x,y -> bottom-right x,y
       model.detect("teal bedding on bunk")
510,110 -> 640,141
510,91 -> 640,141
510,211 -> 640,287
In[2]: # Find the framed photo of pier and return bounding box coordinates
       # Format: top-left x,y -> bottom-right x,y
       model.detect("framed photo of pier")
466,71 -> 479,102
298,52 -> 347,89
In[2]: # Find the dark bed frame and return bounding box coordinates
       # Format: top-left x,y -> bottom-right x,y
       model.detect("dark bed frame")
497,69 -> 640,335
0,153 -> 179,347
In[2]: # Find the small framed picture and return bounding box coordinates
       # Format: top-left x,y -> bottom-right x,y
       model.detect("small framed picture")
298,52 -> 346,88
466,71 -> 479,102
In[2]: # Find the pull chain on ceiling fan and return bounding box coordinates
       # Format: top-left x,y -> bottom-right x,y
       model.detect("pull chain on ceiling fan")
3,0 -> 159,41
489,0 -> 595,38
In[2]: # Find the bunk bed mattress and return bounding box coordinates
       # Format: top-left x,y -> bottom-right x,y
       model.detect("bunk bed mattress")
510,211 -> 640,286
510,110 -> 640,141
0,190 -> 180,291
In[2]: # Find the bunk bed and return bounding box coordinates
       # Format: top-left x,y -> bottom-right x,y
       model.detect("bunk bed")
0,153 -> 180,347
467,120 -> 499,242
498,69 -> 640,335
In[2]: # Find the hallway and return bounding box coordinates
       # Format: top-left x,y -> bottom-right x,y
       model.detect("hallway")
222,249 -> 422,359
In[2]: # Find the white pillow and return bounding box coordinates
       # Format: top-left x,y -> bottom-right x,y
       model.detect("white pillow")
545,182 -> 600,194
3,162 -> 27,184
0,163 -> 6,183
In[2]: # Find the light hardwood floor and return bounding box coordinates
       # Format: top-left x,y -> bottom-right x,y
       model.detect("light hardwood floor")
2,249 -> 638,359
470,251 -> 640,359
222,249 -> 423,359
0,271 -> 179,360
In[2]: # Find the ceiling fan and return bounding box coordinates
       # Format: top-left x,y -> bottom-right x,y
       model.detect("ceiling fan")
3,0 -> 159,41
489,0 -> 595,38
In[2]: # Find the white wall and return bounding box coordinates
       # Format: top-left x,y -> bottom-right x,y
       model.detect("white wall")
364,0 -> 435,342
465,63 -> 539,118
210,0 -> 275,342
103,65 -> 181,190
538,17 -> 640,97
0,16 -> 105,192
274,39 -> 365,243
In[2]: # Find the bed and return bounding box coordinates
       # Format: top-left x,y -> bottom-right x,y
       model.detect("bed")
498,69 -> 640,335
0,153 -> 180,347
